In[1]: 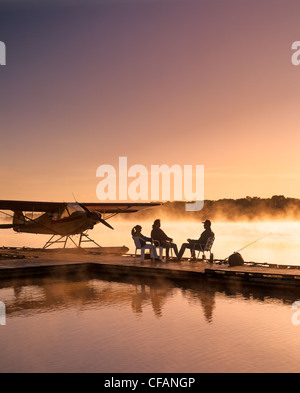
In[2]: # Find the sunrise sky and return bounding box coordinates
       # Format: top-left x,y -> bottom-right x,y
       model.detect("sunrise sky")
1,0 -> 300,202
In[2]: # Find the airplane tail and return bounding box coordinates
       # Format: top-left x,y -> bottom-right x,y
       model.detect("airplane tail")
13,211 -> 26,226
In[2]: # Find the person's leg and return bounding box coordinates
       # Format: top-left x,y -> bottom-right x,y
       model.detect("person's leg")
190,245 -> 196,259
143,244 -> 159,260
151,245 -> 158,259
191,244 -> 204,259
178,243 -> 189,260
171,243 -> 179,259
161,242 -> 170,259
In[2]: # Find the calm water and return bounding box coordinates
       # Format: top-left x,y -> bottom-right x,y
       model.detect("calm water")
0,273 -> 300,373
1,220 -> 300,373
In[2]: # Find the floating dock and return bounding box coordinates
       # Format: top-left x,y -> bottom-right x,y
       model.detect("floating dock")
0,247 -> 300,289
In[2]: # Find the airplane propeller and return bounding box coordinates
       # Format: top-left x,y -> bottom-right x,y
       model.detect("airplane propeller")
78,203 -> 114,230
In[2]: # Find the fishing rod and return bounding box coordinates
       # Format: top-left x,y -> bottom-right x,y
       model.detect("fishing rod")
223,232 -> 273,262
235,232 -> 273,253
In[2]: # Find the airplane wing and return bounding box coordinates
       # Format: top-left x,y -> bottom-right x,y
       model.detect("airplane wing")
0,200 -> 161,213
0,200 -> 65,212
82,202 -> 161,214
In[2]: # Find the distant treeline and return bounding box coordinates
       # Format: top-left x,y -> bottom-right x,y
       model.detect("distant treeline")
124,196 -> 300,222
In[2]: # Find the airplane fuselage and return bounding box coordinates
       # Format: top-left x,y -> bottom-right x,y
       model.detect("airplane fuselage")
0,200 -> 159,248
13,211 -> 99,236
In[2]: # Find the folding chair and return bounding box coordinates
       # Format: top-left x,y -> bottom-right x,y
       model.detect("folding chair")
192,237 -> 215,262
152,240 -> 164,260
133,237 -> 161,262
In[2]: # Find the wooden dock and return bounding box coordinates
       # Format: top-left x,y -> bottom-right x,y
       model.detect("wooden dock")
0,247 -> 300,288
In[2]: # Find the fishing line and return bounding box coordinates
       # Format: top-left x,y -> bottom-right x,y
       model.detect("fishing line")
235,232 -> 273,253
223,232 -> 273,262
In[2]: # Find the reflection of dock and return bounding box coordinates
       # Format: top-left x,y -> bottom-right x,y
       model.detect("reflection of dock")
1,247 -> 300,288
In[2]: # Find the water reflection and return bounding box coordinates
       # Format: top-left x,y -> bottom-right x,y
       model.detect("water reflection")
2,272 -> 300,373
131,284 -> 171,318
1,272 -> 299,323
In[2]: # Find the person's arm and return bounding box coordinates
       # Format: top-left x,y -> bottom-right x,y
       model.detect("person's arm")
160,229 -> 172,242
141,234 -> 152,243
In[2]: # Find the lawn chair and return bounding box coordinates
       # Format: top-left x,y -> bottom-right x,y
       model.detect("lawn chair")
192,237 -> 215,262
152,240 -> 164,260
133,237 -> 162,262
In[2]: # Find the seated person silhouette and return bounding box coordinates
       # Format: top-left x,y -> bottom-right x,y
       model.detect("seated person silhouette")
132,225 -> 160,261
151,219 -> 179,261
178,220 -> 214,261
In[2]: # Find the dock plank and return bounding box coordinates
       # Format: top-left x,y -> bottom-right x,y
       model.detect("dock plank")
0,248 -> 300,287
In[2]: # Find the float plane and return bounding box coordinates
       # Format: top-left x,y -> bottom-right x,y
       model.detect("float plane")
0,200 -> 160,249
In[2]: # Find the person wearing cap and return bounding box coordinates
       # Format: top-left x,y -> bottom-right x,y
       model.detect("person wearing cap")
178,220 -> 214,261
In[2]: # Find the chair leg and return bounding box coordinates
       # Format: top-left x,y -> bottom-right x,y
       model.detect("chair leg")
196,248 -> 205,260
159,247 -> 163,260
141,248 -> 145,262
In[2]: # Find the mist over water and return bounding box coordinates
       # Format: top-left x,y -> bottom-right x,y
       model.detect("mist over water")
1,218 -> 300,265
119,197 -> 300,223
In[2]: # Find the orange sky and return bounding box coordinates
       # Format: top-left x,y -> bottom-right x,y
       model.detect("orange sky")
1,0 -> 300,202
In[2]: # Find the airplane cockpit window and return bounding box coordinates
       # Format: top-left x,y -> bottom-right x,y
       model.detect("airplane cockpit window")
49,212 -> 61,221
60,203 -> 85,219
